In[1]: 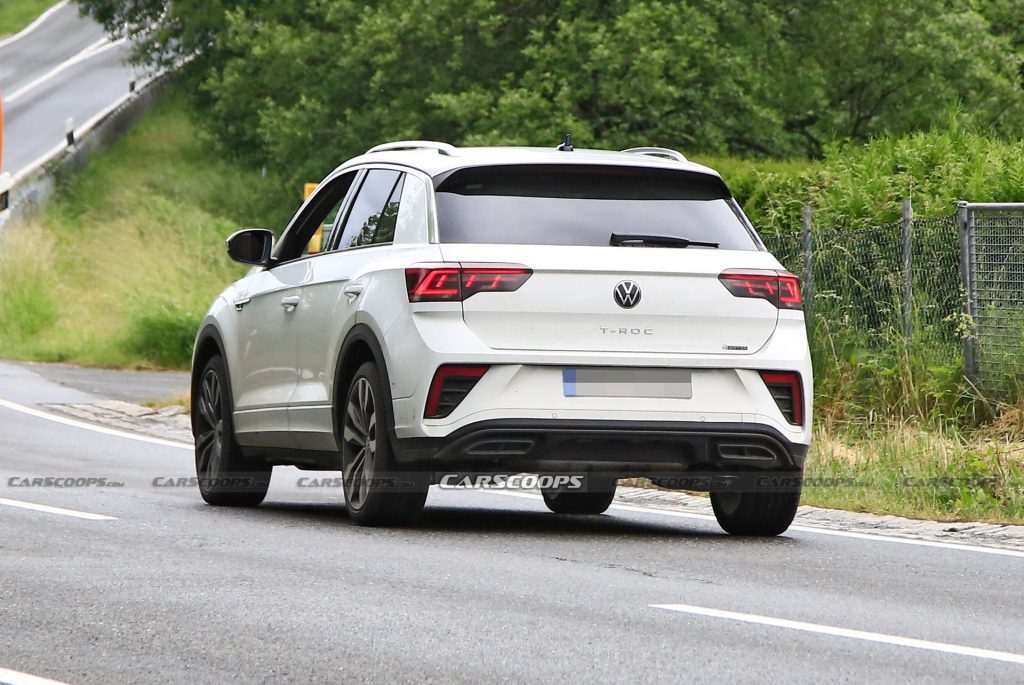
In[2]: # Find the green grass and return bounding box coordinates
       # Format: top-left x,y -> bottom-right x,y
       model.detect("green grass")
802,422 -> 1024,524
0,89 -> 294,368
0,0 -> 57,37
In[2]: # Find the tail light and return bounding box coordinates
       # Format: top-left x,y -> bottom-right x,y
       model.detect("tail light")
425,365 -> 490,418
759,371 -> 803,426
719,269 -> 802,310
406,264 -> 533,302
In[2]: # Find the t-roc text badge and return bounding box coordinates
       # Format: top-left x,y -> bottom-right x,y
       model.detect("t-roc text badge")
613,280 -> 642,309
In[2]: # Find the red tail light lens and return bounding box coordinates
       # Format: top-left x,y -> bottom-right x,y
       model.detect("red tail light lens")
425,365 -> 490,418
719,270 -> 802,310
406,264 -> 533,302
759,370 -> 804,426
407,266 -> 462,301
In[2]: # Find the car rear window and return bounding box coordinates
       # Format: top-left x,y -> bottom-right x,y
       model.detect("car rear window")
434,164 -> 760,249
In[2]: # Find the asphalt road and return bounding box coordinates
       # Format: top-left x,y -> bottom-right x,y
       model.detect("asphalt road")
1,359 -> 1023,684
7,360 -> 188,404
1,1 -> 137,177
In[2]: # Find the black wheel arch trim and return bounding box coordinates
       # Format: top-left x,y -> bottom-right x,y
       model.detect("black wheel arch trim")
332,323 -> 398,449
191,324 -> 236,435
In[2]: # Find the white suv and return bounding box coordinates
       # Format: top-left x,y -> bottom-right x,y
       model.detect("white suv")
191,140 -> 812,535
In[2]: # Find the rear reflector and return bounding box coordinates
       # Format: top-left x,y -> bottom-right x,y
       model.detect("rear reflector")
425,365 -> 490,418
719,270 -> 802,310
759,371 -> 803,426
406,264 -> 532,302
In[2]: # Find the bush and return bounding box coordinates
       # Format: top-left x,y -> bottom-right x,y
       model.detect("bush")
123,301 -> 201,368
702,125 -> 1024,236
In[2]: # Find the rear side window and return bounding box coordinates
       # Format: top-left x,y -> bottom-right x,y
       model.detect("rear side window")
336,169 -> 402,249
434,165 -> 758,250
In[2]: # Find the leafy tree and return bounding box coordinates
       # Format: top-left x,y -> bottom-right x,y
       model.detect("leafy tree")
766,0 -> 1024,155
74,0 -> 1024,172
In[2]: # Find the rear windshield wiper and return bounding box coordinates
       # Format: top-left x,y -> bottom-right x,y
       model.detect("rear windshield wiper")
610,233 -> 720,249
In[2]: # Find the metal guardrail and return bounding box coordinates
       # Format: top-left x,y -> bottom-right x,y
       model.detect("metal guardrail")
0,74 -> 167,229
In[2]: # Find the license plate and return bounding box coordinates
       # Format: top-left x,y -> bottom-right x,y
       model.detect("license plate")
562,367 -> 692,399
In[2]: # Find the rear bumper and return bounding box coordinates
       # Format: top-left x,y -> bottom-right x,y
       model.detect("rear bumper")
392,418 -> 807,475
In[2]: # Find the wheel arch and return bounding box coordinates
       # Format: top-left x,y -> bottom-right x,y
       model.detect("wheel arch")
191,324 -> 233,431
332,324 -> 397,444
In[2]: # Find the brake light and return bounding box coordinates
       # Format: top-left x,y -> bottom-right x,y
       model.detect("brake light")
759,371 -> 804,425
408,267 -> 461,301
406,264 -> 532,302
425,365 -> 490,418
719,270 -> 802,310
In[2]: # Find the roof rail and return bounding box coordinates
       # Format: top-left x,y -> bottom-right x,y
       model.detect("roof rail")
621,146 -> 687,163
366,140 -> 456,157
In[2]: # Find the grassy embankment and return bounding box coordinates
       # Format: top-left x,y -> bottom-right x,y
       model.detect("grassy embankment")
0,0 -> 54,37
1,90 -> 1023,522
0,91 -> 293,367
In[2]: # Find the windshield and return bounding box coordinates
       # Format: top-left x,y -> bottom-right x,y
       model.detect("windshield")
434,164 -> 760,249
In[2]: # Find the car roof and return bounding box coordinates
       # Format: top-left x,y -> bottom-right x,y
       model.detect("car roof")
331,143 -> 724,180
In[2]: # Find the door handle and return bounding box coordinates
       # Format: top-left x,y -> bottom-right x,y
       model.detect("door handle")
280,295 -> 301,311
233,296 -> 251,311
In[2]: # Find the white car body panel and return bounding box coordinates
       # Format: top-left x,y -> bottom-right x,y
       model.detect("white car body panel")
196,144 -> 813,476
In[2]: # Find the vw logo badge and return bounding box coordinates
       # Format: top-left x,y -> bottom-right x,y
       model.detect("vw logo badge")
613,280 -> 642,309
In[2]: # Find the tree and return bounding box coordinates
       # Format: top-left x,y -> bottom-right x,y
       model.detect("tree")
766,0 -> 1024,154
74,0 -> 1024,170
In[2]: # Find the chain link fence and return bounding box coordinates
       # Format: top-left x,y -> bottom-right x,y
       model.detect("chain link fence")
762,212 -> 960,340
960,203 -> 1024,397
758,203 -> 1024,399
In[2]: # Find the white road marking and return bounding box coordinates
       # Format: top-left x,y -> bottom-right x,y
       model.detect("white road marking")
650,603 -> 1024,666
485,490 -> 1024,559
1,397 -> 1022,557
0,496 -> 115,521
4,37 -> 125,104
0,0 -> 70,51
0,398 -> 191,450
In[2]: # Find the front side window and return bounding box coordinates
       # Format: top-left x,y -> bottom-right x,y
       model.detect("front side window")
301,196 -> 346,258
275,172 -> 356,263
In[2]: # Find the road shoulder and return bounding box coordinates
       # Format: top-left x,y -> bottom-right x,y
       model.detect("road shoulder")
30,393 -> 1024,553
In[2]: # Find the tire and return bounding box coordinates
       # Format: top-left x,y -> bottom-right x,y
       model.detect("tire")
541,474 -> 617,515
710,482 -> 801,536
340,361 -> 428,526
192,355 -> 272,507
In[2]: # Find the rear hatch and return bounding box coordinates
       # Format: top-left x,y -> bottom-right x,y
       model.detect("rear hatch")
433,163 -> 788,355
437,244 -> 783,354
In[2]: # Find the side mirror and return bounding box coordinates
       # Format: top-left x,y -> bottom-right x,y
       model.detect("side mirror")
226,228 -> 274,266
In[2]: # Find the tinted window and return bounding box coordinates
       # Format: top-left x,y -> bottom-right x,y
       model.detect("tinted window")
435,165 -> 758,250
337,169 -> 401,249
276,171 -> 356,262
372,175 -> 405,245
301,195 -> 346,257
